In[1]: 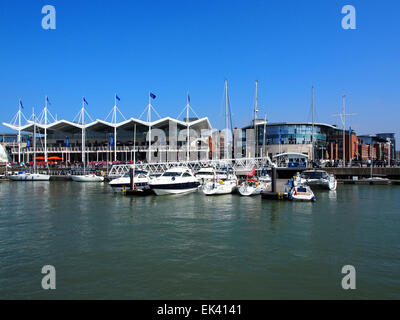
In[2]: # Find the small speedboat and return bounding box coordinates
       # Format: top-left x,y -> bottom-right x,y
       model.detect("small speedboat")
71,174 -> 104,182
8,172 -> 50,181
294,170 -> 337,191
288,184 -> 316,202
149,167 -> 200,195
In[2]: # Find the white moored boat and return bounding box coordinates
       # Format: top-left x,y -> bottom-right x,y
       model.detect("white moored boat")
9,172 -> 50,181
195,167 -> 215,185
288,184 -> 316,202
71,174 -> 104,182
202,171 -> 238,196
109,170 -> 151,192
149,167 -> 200,196
294,170 -> 337,191
238,179 -> 263,196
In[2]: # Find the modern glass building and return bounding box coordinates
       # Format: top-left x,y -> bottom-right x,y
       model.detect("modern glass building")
241,121 -> 354,161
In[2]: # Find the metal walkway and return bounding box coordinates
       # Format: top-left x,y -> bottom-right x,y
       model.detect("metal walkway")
107,157 -> 275,178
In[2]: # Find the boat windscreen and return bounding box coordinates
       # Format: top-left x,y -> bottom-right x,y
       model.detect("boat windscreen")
162,172 -> 182,177
302,171 -> 328,179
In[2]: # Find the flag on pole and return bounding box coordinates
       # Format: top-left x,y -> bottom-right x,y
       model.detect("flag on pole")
46,96 -> 51,105
187,93 -> 190,103
150,92 -> 156,100
20,100 -> 24,109
115,94 -> 120,101
83,97 -> 88,105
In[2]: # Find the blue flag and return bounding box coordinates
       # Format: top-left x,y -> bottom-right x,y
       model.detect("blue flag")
110,135 -> 114,147
150,92 -> 156,100
66,137 -> 70,148
20,100 -> 24,109
46,96 -> 51,105
83,97 -> 88,105
187,94 -> 190,103
115,94 -> 120,101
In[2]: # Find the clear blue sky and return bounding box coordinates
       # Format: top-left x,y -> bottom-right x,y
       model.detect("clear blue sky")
0,0 -> 399,142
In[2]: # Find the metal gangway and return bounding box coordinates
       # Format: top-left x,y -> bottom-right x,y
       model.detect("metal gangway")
107,157 -> 276,179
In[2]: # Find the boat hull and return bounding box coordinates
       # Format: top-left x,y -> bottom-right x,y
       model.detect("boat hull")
71,175 -> 104,182
9,174 -> 50,181
152,186 -> 199,196
238,186 -> 262,196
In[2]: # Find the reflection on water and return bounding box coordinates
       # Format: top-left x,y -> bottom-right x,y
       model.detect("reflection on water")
0,181 -> 400,299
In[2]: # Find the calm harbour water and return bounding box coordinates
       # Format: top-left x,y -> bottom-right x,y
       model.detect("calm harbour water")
0,181 -> 399,300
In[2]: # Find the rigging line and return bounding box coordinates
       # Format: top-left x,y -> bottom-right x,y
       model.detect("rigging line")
228,93 -> 234,137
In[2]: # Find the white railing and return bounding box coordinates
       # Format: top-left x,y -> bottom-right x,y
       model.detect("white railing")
107,157 -> 275,177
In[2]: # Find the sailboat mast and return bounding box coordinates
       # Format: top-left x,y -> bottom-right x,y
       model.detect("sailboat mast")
18,100 -> 21,164
187,93 -> 190,162
254,81 -> 258,158
33,108 -> 36,173
225,80 -> 229,160
44,96 -> 48,165
312,86 -> 314,162
148,92 -> 152,163
342,91 -> 346,167
262,112 -> 267,158
82,98 -> 86,172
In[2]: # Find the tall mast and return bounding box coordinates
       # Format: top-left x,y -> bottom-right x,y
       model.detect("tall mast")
114,94 -> 117,162
148,92 -> 152,163
33,108 -> 36,172
44,96 -> 48,165
186,93 -> 190,162
18,99 -> 21,163
225,80 -> 229,160
262,112 -> 267,158
312,86 -> 315,162
342,91 -> 346,167
254,80 -> 258,158
82,97 -> 86,172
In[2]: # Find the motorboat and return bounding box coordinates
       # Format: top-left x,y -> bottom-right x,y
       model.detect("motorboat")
288,184 -> 316,202
8,171 -> 50,181
202,171 -> 238,195
71,173 -> 104,182
149,167 -> 200,195
109,170 -> 151,192
294,170 -> 337,191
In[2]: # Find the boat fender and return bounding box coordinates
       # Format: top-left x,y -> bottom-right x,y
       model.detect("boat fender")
220,180 -> 223,185
134,183 -> 137,190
